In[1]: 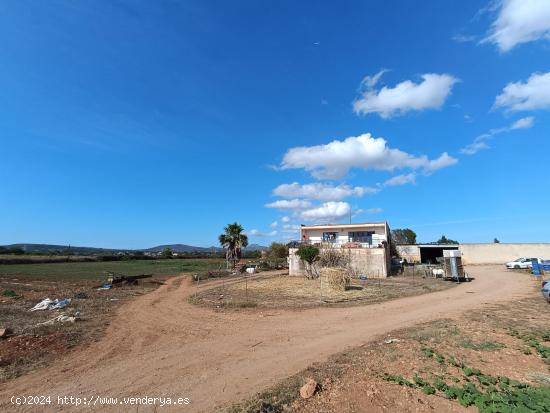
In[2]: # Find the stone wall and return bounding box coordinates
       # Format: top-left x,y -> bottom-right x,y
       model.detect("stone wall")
289,247 -> 388,278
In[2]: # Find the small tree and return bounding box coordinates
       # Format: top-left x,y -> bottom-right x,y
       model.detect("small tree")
268,242 -> 288,259
436,235 -> 459,245
391,229 -> 417,245
296,244 -> 320,279
162,247 -> 173,259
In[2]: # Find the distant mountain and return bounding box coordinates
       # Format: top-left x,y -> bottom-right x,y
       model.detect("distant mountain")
143,244 -> 222,253
144,244 -> 268,253
244,244 -> 269,252
2,242 -> 268,255
1,243 -> 128,255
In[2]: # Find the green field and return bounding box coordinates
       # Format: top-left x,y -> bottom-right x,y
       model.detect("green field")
0,258 -> 225,280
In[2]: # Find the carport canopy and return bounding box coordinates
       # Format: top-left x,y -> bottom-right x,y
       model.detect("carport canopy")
418,244 -> 459,264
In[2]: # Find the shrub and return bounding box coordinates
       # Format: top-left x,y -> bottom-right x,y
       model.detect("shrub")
296,245 -> 320,279
318,248 -> 350,268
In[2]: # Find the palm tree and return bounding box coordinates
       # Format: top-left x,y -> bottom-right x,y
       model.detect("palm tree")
218,222 -> 249,269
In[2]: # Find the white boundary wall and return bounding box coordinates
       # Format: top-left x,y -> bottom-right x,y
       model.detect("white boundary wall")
459,243 -> 550,265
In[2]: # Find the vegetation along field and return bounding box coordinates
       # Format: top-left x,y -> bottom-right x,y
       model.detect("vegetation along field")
0,258 -> 225,280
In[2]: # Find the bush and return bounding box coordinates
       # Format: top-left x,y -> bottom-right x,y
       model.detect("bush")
296,245 -> 320,279
296,244 -> 319,264
318,248 -> 350,268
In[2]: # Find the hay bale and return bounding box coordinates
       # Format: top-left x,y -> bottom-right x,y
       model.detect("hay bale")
321,267 -> 351,291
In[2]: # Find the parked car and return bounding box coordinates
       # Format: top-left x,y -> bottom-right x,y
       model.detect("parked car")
506,258 -> 542,269
542,280 -> 550,303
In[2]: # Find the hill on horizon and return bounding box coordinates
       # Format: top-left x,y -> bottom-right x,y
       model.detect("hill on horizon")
1,242 -> 268,255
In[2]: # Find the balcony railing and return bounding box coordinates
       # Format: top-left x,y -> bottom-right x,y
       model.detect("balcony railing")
289,240 -> 386,249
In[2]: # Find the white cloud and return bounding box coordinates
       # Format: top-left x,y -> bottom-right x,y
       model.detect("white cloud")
264,199 -> 312,210
359,69 -> 390,89
511,116 -> 535,129
353,72 -> 459,118
281,133 -> 457,180
383,173 -> 416,187
460,116 -> 535,155
484,0 -> 550,52
365,208 -> 383,214
270,221 -> 278,228
281,216 -> 290,223
460,141 -> 490,156
272,182 -> 379,202
300,201 -> 351,222
494,72 -> 550,112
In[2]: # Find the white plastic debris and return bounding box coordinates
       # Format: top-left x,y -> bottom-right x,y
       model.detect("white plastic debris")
29,298 -> 72,311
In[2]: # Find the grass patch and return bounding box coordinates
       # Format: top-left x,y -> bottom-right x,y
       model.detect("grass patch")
460,339 -> 505,352
192,274 -> 456,310
0,258 -> 224,280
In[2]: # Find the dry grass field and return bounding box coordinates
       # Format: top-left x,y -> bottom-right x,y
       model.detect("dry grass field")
190,271 -> 458,309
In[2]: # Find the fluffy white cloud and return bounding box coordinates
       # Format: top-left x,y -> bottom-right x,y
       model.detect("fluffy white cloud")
353,71 -> 459,118
281,133 -> 457,179
365,207 -> 383,214
383,173 -> 416,187
494,72 -> 550,112
484,0 -> 550,52
281,216 -> 290,223
264,199 -> 312,210
460,116 -> 535,155
272,182 -> 379,202
300,201 -> 351,221
270,221 -> 278,228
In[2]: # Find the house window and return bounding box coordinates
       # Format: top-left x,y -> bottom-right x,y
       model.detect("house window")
348,231 -> 374,243
322,232 -> 338,242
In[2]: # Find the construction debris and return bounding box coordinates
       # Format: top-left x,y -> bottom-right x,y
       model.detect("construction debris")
37,314 -> 80,326
29,298 -> 72,311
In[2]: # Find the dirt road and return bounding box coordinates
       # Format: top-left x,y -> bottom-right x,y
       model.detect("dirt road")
0,266 -> 534,412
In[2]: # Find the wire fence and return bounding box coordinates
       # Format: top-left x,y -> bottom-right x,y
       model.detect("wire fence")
189,263 -> 448,309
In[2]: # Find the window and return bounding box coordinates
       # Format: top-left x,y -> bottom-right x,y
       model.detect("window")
322,232 -> 338,242
348,231 -> 374,243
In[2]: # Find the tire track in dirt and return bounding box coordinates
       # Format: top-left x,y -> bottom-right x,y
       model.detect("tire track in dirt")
0,266 -> 533,412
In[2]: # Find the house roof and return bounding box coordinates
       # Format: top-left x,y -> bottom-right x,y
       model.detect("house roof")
300,221 -> 388,231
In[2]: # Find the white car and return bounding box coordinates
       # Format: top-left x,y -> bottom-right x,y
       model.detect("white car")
506,258 -> 541,269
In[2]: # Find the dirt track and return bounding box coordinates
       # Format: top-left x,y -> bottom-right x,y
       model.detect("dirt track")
0,266 -> 534,412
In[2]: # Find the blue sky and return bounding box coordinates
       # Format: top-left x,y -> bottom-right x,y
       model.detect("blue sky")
1,0 -> 549,248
